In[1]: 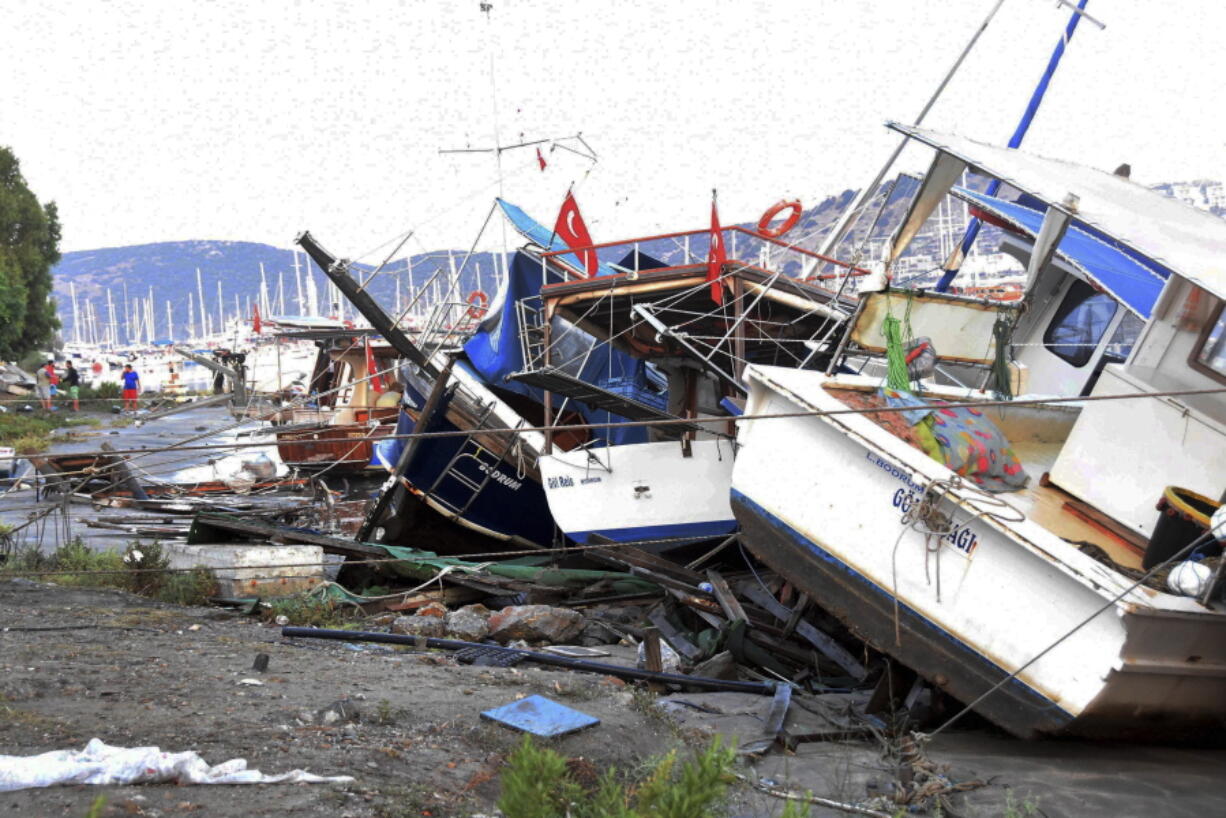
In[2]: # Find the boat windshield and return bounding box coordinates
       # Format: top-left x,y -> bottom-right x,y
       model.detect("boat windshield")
1043,279 -> 1118,367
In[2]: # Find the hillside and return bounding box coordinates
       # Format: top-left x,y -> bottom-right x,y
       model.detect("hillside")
53,240 -> 503,343
52,177 -> 1225,343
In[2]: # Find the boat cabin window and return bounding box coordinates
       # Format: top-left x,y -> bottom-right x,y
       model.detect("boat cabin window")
1190,300 -> 1226,383
1043,279 -> 1118,367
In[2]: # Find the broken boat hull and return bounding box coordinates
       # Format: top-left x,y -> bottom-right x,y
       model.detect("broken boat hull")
730,365 -> 1226,741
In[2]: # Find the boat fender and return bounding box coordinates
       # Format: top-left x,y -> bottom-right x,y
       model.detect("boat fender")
466,290 -> 490,320
756,200 -> 802,238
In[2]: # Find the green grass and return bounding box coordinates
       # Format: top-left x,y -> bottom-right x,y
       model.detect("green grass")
0,411 -> 103,454
0,539 -> 215,606
266,595 -> 359,628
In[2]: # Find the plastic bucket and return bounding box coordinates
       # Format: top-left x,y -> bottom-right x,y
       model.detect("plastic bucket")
1143,487 -> 1222,569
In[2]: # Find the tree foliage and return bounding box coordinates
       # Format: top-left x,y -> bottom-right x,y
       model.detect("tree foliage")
0,146 -> 61,360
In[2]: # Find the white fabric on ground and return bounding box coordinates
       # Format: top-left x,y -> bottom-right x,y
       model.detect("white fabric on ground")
0,738 -> 354,792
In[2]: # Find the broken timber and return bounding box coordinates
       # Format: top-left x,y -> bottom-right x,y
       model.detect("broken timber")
738,581 -> 867,680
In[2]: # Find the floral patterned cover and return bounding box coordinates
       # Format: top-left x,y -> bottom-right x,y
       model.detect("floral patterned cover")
882,388 -> 1029,493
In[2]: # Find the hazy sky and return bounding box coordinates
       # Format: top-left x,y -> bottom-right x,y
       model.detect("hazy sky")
3,1 -> 1223,259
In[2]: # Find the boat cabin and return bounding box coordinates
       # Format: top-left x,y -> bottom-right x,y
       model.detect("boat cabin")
878,122 -> 1226,549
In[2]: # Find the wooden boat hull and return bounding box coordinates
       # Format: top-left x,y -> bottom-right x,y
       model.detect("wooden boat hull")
276,422 -> 392,472
731,365 -> 1226,741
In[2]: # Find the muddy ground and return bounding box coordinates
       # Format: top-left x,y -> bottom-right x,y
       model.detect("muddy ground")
2,580 -> 1226,817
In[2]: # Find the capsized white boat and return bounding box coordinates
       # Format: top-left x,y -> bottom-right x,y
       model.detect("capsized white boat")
730,129 -> 1226,741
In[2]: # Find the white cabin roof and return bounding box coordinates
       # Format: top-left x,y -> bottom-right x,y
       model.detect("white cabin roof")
888,123 -> 1226,300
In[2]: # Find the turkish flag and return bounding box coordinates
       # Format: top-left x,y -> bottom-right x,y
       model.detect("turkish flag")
365,337 -> 384,394
536,147 -> 547,171
707,199 -> 727,305
252,303 -> 262,334
554,192 -> 597,277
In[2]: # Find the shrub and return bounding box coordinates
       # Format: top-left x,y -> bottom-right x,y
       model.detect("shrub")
0,539 -> 215,606
497,735 -> 737,818
267,594 -> 355,628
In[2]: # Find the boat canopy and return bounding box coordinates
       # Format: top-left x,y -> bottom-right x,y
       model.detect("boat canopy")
950,187 -> 1168,319
888,122 -> 1226,300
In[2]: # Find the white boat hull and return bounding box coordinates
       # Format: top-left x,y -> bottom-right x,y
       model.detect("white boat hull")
731,365 -> 1226,740
540,438 -> 737,546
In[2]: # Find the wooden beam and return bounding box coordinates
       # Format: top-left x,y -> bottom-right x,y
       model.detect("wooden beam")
737,581 -> 867,680
706,569 -> 748,622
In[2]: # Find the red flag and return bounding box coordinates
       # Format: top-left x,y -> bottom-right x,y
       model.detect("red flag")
252,303 -> 262,334
553,192 -> 597,277
707,198 -> 727,305
536,147 -> 547,171
365,337 -> 384,394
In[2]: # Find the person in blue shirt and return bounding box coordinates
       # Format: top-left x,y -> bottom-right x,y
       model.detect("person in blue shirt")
121,364 -> 141,411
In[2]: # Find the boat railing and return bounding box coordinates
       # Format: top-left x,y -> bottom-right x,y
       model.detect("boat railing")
419,298 -> 484,361
539,225 -> 871,296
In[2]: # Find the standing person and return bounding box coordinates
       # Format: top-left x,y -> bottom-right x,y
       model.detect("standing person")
35,360 -> 53,410
121,364 -> 141,411
63,360 -> 81,412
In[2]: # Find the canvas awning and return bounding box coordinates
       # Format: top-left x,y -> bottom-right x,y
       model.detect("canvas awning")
888,123 -> 1226,300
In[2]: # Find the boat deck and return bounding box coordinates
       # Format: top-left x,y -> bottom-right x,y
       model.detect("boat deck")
1008,439 -> 1144,570
827,384 -> 1146,571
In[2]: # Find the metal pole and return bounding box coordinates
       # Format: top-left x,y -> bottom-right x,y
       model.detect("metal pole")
817,0 -> 1008,259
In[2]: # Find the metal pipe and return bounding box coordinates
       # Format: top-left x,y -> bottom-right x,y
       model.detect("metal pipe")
281,626 -> 776,695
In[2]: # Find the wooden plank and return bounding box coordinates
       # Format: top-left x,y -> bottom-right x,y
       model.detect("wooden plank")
706,570 -> 748,622
737,581 -> 867,680
647,606 -> 703,662
590,542 -> 705,586
194,513 -> 386,557
781,593 -> 809,639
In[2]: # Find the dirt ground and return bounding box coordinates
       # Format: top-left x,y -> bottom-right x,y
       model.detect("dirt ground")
3,579 -> 1226,818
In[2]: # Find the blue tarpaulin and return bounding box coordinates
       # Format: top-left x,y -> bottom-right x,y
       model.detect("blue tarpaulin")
954,187 -> 1169,319
463,248 -> 653,447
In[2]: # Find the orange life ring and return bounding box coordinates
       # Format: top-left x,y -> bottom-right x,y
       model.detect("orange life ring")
466,290 -> 490,320
757,199 -> 802,238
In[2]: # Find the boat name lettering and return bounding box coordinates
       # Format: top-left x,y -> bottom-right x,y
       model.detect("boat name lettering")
891,489 -> 979,557
479,464 -> 523,491
865,452 -> 925,493
547,475 -> 575,490
580,476 -> 602,485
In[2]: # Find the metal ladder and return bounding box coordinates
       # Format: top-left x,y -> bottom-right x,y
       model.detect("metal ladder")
515,297 -> 547,373
425,402 -> 504,519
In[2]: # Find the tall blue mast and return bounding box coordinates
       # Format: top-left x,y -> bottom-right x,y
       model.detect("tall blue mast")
934,0 -> 1091,292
